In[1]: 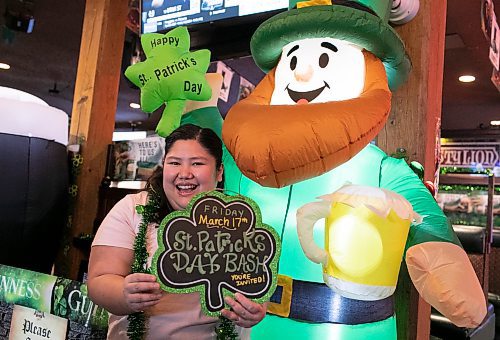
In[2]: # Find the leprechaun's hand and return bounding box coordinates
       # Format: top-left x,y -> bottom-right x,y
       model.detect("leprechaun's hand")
406,242 -> 487,328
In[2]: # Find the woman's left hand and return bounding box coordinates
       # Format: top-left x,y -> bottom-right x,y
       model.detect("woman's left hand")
220,293 -> 267,328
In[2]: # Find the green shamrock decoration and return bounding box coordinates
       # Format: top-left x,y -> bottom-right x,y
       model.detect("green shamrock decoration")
69,184 -> 78,197
53,285 -> 68,316
125,26 -> 212,137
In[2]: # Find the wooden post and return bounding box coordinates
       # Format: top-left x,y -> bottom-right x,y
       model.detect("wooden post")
376,0 -> 447,339
55,0 -> 129,280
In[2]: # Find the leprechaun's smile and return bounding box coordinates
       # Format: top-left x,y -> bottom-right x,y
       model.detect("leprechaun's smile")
286,81 -> 330,104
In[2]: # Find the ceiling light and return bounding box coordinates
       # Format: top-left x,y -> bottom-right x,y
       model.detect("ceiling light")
129,102 -> 140,109
491,120 -> 500,126
0,63 -> 11,70
458,75 -> 475,83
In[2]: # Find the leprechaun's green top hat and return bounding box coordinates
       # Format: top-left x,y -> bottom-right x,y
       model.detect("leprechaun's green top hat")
251,0 -> 411,90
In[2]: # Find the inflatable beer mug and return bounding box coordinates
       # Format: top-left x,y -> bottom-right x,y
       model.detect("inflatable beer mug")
296,184 -> 421,301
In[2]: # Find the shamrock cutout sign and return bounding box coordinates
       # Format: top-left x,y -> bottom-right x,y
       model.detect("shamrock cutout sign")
152,191 -> 281,316
125,26 -> 211,137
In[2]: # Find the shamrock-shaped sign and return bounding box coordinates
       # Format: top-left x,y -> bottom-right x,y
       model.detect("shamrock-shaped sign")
152,191 -> 281,316
125,26 -> 211,137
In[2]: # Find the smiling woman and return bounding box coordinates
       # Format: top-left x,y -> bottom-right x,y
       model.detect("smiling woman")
161,126 -> 223,211
87,124 -> 266,339
162,139 -> 222,209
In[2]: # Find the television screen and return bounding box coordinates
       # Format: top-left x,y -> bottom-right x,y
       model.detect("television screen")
141,0 -> 288,34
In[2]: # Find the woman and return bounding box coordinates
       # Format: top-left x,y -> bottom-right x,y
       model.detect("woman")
88,124 -> 266,339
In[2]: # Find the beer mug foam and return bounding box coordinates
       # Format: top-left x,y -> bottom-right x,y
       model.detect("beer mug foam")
297,184 -> 421,301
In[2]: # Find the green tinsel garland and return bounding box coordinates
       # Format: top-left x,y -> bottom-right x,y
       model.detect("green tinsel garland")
126,188 -> 239,339
439,184 -> 500,193
216,315 -> 239,340
127,189 -> 161,340
440,166 -> 492,175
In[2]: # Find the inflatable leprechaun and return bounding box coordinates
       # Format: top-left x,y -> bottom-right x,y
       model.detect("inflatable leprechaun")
216,0 -> 487,338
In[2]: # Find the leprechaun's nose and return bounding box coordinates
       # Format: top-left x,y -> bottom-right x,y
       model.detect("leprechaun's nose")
294,64 -> 313,82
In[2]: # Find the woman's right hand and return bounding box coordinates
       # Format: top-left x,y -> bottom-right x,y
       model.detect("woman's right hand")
123,273 -> 163,313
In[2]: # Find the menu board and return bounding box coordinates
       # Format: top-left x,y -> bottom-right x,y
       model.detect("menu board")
142,0 -> 288,34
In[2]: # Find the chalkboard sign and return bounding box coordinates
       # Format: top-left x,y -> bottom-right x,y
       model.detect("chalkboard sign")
152,191 -> 281,316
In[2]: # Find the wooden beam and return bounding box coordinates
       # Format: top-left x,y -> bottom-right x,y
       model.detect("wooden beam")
376,0 -> 447,339
55,0 -> 128,279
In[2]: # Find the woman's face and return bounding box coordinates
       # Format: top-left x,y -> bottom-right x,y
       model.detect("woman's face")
163,139 -> 223,211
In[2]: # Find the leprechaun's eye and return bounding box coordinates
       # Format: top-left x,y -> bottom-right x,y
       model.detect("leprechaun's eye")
319,53 -> 329,68
290,56 -> 297,71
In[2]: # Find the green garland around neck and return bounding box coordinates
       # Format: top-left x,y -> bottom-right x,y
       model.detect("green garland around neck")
126,188 -> 239,340
127,188 -> 161,340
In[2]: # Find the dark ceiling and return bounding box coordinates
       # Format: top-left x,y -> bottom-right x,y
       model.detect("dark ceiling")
0,0 -> 498,135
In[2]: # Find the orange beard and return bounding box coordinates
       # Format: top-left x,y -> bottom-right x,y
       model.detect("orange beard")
222,51 -> 392,188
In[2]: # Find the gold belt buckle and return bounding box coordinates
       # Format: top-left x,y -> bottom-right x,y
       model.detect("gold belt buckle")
267,274 -> 293,317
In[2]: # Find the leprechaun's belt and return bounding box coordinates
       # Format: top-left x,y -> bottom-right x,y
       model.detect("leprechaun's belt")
267,275 -> 394,324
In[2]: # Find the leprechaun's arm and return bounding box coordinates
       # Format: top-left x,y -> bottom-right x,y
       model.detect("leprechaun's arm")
405,242 -> 486,327
380,156 -> 460,247
380,155 -> 486,328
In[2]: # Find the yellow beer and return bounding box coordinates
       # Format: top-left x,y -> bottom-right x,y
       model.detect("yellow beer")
297,185 -> 419,300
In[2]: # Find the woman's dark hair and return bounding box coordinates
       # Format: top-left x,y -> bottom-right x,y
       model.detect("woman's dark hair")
146,124 -> 223,219
164,124 -> 223,168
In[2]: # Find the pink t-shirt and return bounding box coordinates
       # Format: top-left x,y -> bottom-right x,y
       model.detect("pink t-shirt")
92,192 -> 250,340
